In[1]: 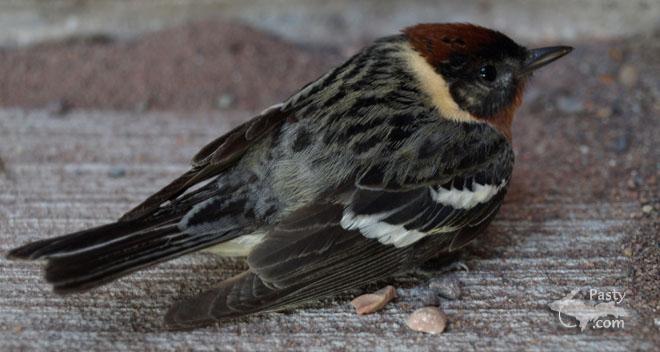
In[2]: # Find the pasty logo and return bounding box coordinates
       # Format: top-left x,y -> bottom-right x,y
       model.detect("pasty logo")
548,288 -> 628,331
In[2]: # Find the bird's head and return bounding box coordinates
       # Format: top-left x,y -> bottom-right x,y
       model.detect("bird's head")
403,23 -> 572,139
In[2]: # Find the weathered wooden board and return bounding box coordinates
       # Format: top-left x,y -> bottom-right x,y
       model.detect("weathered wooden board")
0,108 -> 656,351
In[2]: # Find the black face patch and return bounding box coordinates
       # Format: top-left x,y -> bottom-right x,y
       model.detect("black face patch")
449,72 -> 520,117
437,42 -> 527,119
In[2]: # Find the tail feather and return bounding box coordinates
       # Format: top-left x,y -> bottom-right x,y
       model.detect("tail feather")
6,179 -> 239,293
8,219 -> 239,294
45,225 -> 237,293
6,194 -> 197,262
6,218 -> 165,260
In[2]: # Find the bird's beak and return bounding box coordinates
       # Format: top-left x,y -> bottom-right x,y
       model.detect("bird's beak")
521,46 -> 573,75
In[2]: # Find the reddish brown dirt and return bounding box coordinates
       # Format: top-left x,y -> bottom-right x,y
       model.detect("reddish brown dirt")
0,19 -> 341,112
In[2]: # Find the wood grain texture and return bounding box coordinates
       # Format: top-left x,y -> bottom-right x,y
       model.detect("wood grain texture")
0,109 -> 656,351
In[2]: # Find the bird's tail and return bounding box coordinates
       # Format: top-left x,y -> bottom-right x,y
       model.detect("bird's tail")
7,215 -> 234,293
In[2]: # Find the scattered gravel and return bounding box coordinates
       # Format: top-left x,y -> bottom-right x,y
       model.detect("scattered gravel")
618,64 -> 639,87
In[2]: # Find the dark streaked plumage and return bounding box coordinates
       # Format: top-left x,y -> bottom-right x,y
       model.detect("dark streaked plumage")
7,23 -> 572,329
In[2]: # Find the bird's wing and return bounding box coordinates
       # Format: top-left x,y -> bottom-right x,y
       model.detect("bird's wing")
344,177 -> 508,250
342,120 -> 514,249
164,202 -> 418,329
165,159 -> 509,328
120,104 -> 289,222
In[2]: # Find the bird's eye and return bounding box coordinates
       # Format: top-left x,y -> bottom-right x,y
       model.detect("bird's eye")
479,65 -> 497,82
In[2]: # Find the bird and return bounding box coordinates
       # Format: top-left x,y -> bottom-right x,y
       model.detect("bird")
7,23 -> 572,329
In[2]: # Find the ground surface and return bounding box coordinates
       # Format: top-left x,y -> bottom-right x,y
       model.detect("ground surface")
0,17 -> 658,352
0,19 -> 339,112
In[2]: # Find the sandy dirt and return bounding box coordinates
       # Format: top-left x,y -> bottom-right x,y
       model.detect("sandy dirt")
0,19 -> 340,112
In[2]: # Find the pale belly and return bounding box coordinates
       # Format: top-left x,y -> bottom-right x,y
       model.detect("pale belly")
204,232 -> 266,257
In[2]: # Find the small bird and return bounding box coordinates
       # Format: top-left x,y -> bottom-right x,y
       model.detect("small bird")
7,23 -> 571,329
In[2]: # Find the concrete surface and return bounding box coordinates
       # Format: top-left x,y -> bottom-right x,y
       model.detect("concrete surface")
0,95 -> 657,350
1,0 -> 659,48
0,3 -> 658,350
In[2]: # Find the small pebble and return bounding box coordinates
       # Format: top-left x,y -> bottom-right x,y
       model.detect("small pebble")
556,96 -> 584,114
598,74 -> 615,85
641,204 -> 653,214
108,167 -> 126,178
351,285 -> 397,315
406,306 -> 447,334
618,64 -> 638,87
627,173 -> 642,190
216,94 -> 235,109
595,106 -> 612,119
429,274 -> 462,300
623,247 -> 633,257
45,99 -> 72,116
613,134 -> 630,153
608,47 -> 623,62
579,145 -> 589,155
